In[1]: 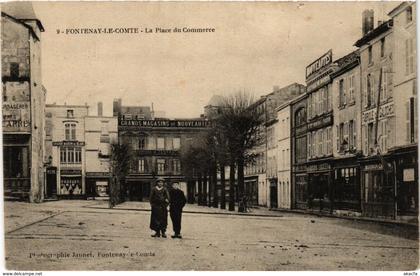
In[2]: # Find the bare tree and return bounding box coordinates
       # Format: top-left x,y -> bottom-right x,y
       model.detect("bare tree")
109,142 -> 131,208
217,91 -> 264,211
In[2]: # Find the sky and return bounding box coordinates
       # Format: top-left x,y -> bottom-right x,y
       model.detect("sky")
32,1 -> 400,118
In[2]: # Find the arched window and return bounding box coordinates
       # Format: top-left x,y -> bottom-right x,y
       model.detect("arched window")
406,6 -> 413,24
295,107 -> 306,127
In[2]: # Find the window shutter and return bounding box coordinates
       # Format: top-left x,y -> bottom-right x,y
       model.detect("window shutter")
406,39 -> 410,75
364,76 -> 368,108
344,79 -> 347,105
353,120 -> 357,150
364,125 -> 368,155
415,98 -> 418,142
410,38 -> 414,74
336,125 -> 340,152
406,101 -> 411,143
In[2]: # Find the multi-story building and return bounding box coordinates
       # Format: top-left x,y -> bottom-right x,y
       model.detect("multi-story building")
2,3 -> 46,202
84,103 -> 118,198
388,3 -> 418,219
245,83 -> 306,207
330,50 -> 362,214
355,11 -> 396,219
291,94 -> 308,209
115,99 -> 210,202
45,104 -> 89,198
276,101 -> 292,209
245,97 -> 267,206
306,50 -> 334,211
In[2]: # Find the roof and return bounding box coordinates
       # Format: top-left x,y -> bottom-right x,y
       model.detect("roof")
354,19 -> 393,47
388,2 -> 412,17
2,2 -> 44,32
331,50 -> 360,79
206,95 -> 224,107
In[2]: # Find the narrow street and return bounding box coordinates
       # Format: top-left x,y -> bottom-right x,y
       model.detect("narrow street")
4,200 -> 419,271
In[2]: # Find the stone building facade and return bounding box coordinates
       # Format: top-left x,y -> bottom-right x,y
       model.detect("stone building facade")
2,3 -> 46,202
115,99 -> 210,202
330,50 -> 362,214
45,104 -> 89,198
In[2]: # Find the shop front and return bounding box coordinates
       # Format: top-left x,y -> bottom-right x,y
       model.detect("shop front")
3,135 -> 31,198
307,159 -> 333,212
268,177 -> 278,208
389,145 -> 418,220
332,156 -> 361,212
293,164 -> 308,210
359,155 -> 395,219
244,176 -> 259,206
86,172 -> 110,198
59,168 -> 83,198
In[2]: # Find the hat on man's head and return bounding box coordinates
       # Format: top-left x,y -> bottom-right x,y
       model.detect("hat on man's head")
156,177 -> 165,182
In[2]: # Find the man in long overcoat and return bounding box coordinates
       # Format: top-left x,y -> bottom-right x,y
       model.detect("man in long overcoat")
149,178 -> 170,238
169,182 -> 187,238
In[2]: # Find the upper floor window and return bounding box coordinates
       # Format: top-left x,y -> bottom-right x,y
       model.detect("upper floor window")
157,137 -> 165,149
380,38 -> 385,58
65,123 -> 76,140
366,74 -> 373,108
173,159 -> 181,174
10,63 -> 19,79
139,137 -> 146,149
405,38 -> 415,75
60,147 -> 82,164
295,108 -> 306,126
368,46 -> 373,64
173,137 -> 181,150
348,75 -> 355,103
138,159 -> 145,173
339,79 -> 346,107
157,159 -> 165,174
67,109 -> 74,118
406,6 -> 413,24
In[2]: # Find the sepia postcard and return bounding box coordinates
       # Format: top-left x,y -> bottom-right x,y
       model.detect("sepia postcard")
1,0 -> 418,272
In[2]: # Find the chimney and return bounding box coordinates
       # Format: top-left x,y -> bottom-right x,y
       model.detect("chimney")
113,98 -> 122,117
98,102 -> 103,116
362,9 -> 374,36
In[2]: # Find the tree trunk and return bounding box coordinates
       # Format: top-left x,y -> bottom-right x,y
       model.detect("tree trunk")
212,164 -> 218,208
229,160 -> 235,211
197,173 -> 203,205
208,169 -> 213,207
220,162 -> 226,209
203,173 -> 208,206
237,157 -> 245,212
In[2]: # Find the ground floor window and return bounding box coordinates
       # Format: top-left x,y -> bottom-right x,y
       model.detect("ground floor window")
3,146 -> 29,178
295,175 -> 307,204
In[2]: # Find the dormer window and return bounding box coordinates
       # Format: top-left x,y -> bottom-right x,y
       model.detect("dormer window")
67,109 -> 74,118
406,6 -> 413,24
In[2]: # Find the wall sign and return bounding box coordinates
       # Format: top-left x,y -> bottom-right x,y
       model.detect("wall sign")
403,168 -> 415,182
307,114 -> 333,131
119,119 -> 210,128
2,82 -> 31,132
53,141 -> 85,146
362,102 -> 394,124
306,50 -> 333,79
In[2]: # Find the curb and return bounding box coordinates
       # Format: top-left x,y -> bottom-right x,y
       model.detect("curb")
270,208 -> 419,228
83,205 -> 285,218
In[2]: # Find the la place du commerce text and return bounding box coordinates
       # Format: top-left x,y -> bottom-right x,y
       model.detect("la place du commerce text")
62,27 -> 216,34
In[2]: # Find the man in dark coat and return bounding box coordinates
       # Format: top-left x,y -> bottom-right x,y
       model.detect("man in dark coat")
149,178 -> 170,238
169,182 -> 187,239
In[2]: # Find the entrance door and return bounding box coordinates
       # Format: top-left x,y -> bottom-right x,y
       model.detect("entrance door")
46,167 -> 57,198
270,182 -> 278,208
398,167 -> 418,215
129,181 -> 151,201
